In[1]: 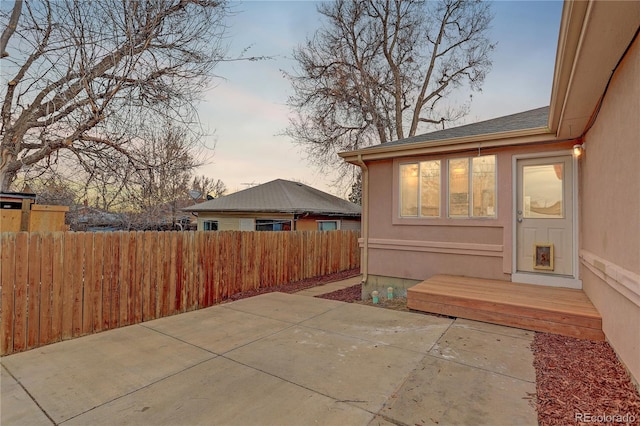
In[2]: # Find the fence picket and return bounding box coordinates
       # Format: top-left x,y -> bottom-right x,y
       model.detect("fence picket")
133,232 -> 144,324
27,233 -> 41,349
1,233 -> 16,354
82,232 -> 94,336
39,233 -> 53,345
92,233 -> 104,333
13,233 -> 29,352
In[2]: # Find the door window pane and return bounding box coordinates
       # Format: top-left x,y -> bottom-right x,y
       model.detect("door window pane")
523,164 -> 564,218
448,158 -> 469,216
420,160 -> 440,217
400,163 -> 419,216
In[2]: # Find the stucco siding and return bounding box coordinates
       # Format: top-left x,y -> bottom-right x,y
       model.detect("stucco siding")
364,142 -> 573,282
295,219 -> 317,231
580,36 -> 640,384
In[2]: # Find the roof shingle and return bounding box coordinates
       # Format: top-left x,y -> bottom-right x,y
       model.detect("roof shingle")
183,179 -> 361,216
366,106 -> 550,150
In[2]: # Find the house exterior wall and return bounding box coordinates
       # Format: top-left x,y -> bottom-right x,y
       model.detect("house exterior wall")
579,37 -> 640,384
340,219 -> 361,231
196,212 -> 360,232
364,141 -> 574,294
196,212 -> 294,231
296,216 -> 361,231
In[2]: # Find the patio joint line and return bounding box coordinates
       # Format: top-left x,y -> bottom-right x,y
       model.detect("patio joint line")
218,354 -> 379,416
422,352 -> 536,384
1,364 -> 56,426
451,320 -> 535,341
294,321 -> 452,357
57,357 -> 216,425
138,321 -> 301,359
220,299 -> 346,326
427,317 -> 455,353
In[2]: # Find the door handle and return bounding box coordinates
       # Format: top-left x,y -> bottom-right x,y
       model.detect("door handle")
517,217 -> 523,223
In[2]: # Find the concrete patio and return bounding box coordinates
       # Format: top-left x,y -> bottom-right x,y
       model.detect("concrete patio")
1,290 -> 537,425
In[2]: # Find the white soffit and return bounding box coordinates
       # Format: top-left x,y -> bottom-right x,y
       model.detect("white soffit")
554,1 -> 640,139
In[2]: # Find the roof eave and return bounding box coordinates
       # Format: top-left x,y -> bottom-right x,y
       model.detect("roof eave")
182,208 -> 360,216
339,126 -> 556,163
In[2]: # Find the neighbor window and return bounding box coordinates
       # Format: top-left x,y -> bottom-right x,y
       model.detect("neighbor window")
203,220 -> 218,231
317,220 -> 340,231
400,160 -> 441,217
255,219 -> 292,231
448,155 -> 496,218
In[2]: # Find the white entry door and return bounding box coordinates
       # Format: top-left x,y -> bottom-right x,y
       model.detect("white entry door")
516,156 -> 574,277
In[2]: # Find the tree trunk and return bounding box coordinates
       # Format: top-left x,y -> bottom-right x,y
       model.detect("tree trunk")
0,151 -> 18,191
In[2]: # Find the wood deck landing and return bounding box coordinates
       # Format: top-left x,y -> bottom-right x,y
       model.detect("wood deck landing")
407,275 -> 604,341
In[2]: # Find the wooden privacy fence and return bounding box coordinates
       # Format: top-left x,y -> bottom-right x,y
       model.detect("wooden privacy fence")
0,230 -> 360,356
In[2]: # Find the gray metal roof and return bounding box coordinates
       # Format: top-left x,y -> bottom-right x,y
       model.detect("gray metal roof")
183,179 -> 361,216
366,106 -> 550,150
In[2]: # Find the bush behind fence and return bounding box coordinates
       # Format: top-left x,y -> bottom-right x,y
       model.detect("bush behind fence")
0,230 -> 360,356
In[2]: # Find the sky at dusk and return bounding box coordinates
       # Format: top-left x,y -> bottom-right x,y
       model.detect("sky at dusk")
197,1 -> 564,196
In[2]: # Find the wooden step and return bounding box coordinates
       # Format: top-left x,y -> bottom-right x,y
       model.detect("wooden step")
407,275 -> 604,341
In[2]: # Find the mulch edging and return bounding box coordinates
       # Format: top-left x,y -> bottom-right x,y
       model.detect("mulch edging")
224,268 -> 360,302
532,333 -> 640,426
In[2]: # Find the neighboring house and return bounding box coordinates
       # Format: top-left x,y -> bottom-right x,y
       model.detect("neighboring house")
340,2 -> 639,383
183,179 -> 361,232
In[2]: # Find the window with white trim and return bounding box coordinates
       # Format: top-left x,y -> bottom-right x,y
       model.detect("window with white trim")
399,160 -> 441,217
255,219 -> 292,231
202,220 -> 218,231
317,220 -> 340,231
448,155 -> 496,218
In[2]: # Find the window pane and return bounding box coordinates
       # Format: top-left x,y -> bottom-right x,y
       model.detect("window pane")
318,221 -> 338,231
472,155 -> 496,217
203,220 -> 218,231
420,160 -> 440,217
255,219 -> 292,231
523,164 -> 564,218
400,163 -> 418,216
449,159 -> 469,216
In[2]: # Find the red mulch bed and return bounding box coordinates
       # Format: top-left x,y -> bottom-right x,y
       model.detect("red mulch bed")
315,283 -> 362,301
224,268 -> 360,302
532,333 -> 640,425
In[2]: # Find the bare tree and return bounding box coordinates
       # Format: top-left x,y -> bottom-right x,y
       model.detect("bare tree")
0,0 -> 233,191
348,172 -> 362,205
285,0 -> 494,182
0,0 -> 22,58
192,175 -> 227,199
119,123 -> 205,228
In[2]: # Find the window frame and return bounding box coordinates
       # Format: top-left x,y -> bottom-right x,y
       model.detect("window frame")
398,159 -> 441,219
202,220 -> 218,231
447,155 -> 497,219
317,220 -> 341,231
255,219 -> 292,231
